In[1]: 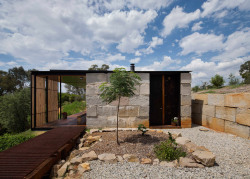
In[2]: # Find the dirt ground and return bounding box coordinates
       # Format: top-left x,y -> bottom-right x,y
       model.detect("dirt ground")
195,84 -> 250,94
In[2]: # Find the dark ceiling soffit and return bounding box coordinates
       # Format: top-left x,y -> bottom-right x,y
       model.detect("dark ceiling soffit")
31,70 -> 191,76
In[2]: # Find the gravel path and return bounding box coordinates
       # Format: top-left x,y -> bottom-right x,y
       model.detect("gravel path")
82,125 -> 250,179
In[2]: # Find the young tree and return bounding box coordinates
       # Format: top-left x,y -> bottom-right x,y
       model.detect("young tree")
210,74 -> 225,88
99,68 -> 141,145
239,61 -> 250,84
228,73 -> 240,85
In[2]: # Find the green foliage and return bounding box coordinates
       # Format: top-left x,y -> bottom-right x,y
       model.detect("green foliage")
228,73 -> 240,85
138,124 -> 148,136
0,88 -> 30,133
0,132 -> 35,152
154,132 -> 186,161
88,64 -> 110,71
171,117 -> 179,124
239,61 -> 250,84
192,86 -> 200,92
60,93 -> 85,106
99,68 -> 141,144
210,74 -> 225,88
202,90 -> 216,94
62,101 -> 86,116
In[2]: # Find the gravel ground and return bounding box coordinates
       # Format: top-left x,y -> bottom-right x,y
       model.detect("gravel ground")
82,125 -> 250,179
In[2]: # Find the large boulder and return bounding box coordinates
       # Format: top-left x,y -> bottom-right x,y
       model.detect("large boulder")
123,154 -> 140,163
82,151 -> 98,162
179,157 -> 204,168
98,153 -> 117,163
192,150 -> 216,167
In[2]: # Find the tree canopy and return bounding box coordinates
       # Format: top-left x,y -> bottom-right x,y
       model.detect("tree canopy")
239,61 -> 250,84
88,64 -> 109,71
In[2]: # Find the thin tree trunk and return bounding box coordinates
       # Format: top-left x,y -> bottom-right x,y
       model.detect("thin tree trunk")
116,96 -> 120,145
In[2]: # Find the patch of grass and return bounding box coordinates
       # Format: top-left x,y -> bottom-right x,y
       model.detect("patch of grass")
62,101 -> 86,116
229,83 -> 244,89
154,133 -> 186,161
0,130 -> 45,152
201,90 -> 216,94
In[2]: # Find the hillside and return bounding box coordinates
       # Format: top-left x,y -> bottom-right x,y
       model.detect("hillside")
194,84 -> 250,94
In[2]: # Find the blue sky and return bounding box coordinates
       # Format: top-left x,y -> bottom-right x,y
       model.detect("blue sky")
0,0 -> 249,86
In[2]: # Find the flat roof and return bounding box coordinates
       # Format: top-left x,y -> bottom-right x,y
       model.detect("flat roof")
31,70 -> 191,76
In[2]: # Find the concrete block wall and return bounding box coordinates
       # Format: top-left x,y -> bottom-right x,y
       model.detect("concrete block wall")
180,73 -> 192,128
192,93 -> 250,139
86,73 -> 150,128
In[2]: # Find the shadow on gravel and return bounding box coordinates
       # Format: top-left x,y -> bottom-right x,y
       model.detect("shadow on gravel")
122,134 -> 168,145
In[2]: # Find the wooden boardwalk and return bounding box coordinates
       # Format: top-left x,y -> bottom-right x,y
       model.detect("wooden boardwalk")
0,126 -> 85,179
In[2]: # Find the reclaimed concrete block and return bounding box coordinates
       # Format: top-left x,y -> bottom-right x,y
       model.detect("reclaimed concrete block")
119,106 -> 139,117
181,105 -> 191,117
109,97 -> 129,106
181,117 -> 192,128
181,83 -> 191,95
140,83 -> 150,95
138,73 -> 150,83
181,73 -> 191,83
202,105 -> 215,117
134,85 -> 140,95
86,95 -> 106,105
87,106 -> 97,117
86,117 -> 102,128
225,121 -> 249,139
139,106 -> 149,117
129,95 -> 149,106
181,95 -> 191,105
236,108 -> 250,126
208,94 -> 225,106
192,94 -> 208,105
86,83 -> 103,95
215,106 -> 236,122
86,73 -> 107,84
224,93 -> 250,108
97,106 -> 117,116
132,117 -> 149,128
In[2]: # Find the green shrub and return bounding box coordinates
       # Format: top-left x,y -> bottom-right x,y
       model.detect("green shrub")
154,133 -> 186,161
0,88 -> 30,133
138,124 -> 148,135
210,74 -> 225,88
62,101 -> 86,116
0,133 -> 35,152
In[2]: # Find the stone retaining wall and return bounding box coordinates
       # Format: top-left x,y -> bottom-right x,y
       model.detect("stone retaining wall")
192,93 -> 250,139
86,73 -> 150,128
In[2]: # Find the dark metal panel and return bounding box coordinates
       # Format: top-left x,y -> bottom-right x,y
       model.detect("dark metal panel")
34,75 -> 36,128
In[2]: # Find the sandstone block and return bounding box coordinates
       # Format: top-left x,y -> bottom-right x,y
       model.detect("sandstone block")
225,121 -> 249,139
224,93 -> 250,108
123,154 -> 139,163
181,95 -> 191,105
87,106 -> 97,117
181,73 -> 191,83
153,159 -> 160,165
160,160 -> 178,167
98,153 -> 117,163
179,157 -> 204,168
97,106 -> 117,116
184,142 -> 198,153
215,106 -> 236,122
57,162 -> 70,177
139,106 -> 149,117
192,94 -> 208,104
117,155 -> 123,162
207,117 -> 225,132
78,163 -> 90,173
141,158 -> 152,164
129,95 -> 149,106
81,151 -> 98,162
208,94 -> 225,106
236,108 -> 250,126
176,137 -> 191,145
181,117 -> 192,128
70,156 -> 82,165
202,105 -> 215,117
86,73 -> 107,84
192,150 -> 215,167
119,106 -> 139,117
181,83 -> 191,95
181,105 -> 191,117
140,83 -> 150,95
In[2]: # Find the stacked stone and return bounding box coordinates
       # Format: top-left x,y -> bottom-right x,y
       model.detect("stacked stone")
86,73 -> 150,128
180,73 -> 192,128
192,93 -> 250,139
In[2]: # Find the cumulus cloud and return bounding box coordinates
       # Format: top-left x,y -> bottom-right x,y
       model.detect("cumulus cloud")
192,21 -> 203,31
179,32 -> 224,55
130,57 -> 140,63
135,36 -> 163,55
161,6 -> 200,37
105,53 -> 126,62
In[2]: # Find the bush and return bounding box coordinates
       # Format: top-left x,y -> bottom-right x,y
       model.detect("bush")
192,86 -> 199,92
0,88 -> 30,133
0,133 -> 35,152
210,74 -> 225,88
154,133 -> 186,161
228,73 -> 240,85
62,101 -> 86,116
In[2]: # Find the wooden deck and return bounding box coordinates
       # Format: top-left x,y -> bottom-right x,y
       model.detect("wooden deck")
0,126 -> 85,178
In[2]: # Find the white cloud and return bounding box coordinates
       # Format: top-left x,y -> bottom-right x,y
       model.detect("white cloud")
135,50 -> 142,56
161,6 -> 200,37
179,32 -> 224,55
130,57 -> 140,63
192,21 -> 203,31
201,0 -> 250,18
136,36 -> 163,55
105,53 -> 126,62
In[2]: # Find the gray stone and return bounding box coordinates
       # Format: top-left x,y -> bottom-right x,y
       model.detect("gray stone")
86,73 -> 107,84
192,150 -> 215,167
86,84 -> 98,95
181,105 -> 191,117
57,162 -> 70,177
87,106 -> 97,117
70,156 -> 82,165
102,128 -> 116,132
117,155 -> 123,162
119,106 -> 139,117
181,73 -> 191,83
123,154 -> 140,163
139,106 -> 149,117
153,159 -> 160,165
86,95 -> 106,105
97,106 -> 117,116
82,151 -> 98,162
129,95 -> 149,106
179,157 -> 204,168
181,83 -> 191,95
138,73 -> 150,83
98,153 -> 117,163
181,95 -> 191,105
176,137 -> 191,145
140,83 -> 150,95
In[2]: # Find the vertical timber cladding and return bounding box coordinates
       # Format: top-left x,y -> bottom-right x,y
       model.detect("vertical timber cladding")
31,75 -> 34,128
35,76 -> 46,127
48,76 -> 58,122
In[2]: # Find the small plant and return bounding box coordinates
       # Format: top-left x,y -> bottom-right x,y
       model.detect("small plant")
154,132 -> 186,161
171,117 -> 179,126
138,124 -> 148,136
98,127 -> 103,132
85,128 -> 90,133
